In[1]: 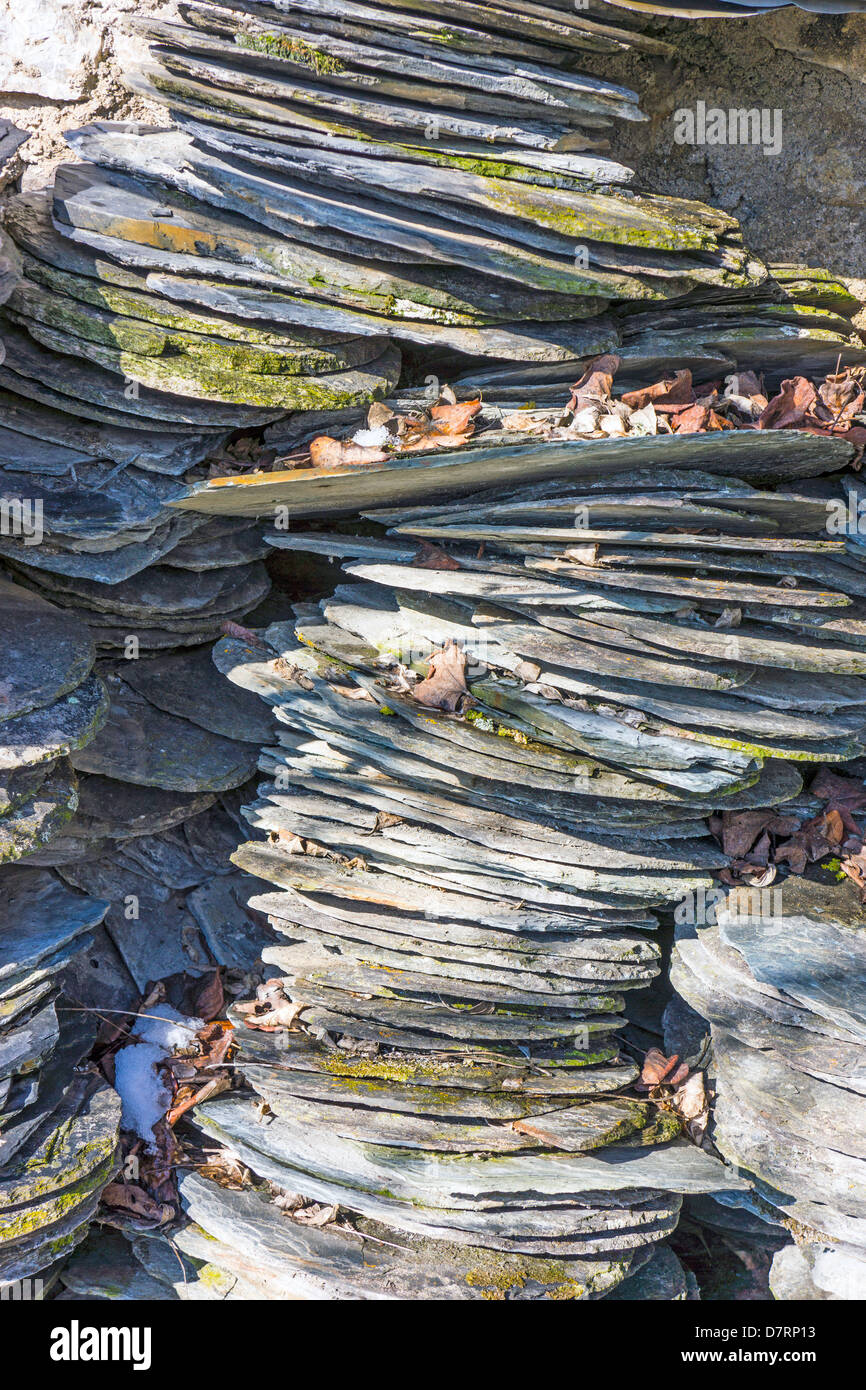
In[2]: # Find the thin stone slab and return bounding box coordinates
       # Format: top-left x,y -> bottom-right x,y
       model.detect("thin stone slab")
606,1244 -> 694,1300
714,1029 -> 866,1162
0,1075 -> 119,1284
0,763 -> 53,820
0,458 -> 188,544
176,1173 -> 636,1300
0,579 -> 95,723
717,881 -> 866,1043
174,431 -> 855,519
0,998 -> 60,1084
122,647 -> 275,744
70,674 -> 258,792
195,1091 -> 745,1208
0,315 -> 286,429
0,1013 -> 93,1169
30,562 -> 270,622
0,763 -> 80,864
671,942 -> 866,1095
186,871 -> 275,973
0,515 -> 205,586
0,867 -> 108,980
71,775 -> 218,842
0,677 -> 108,774
714,1088 -> 866,1228
58,1229 -> 182,1301
163,522 -> 269,570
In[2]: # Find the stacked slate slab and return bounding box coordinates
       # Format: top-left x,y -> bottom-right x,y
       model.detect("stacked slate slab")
0,348 -> 280,994
0,586 -> 276,1289
168,414 -> 866,1300
174,622 -> 747,1299
0,161 -> 287,1000
0,579 -> 122,1290
17,647 -> 279,998
112,0 -> 864,379
0,187 -> 278,638
0,0 -> 849,437
672,876 -> 866,1300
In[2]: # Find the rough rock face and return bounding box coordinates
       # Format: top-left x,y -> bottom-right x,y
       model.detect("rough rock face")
672,877 -> 866,1299
578,7 -> 866,290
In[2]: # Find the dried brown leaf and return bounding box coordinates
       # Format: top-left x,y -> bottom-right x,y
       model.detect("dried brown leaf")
412,640 -> 469,712
757,376 -> 818,430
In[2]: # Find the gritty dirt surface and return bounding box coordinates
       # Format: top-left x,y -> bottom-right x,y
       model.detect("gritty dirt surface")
0,0 -> 173,191
582,8 -> 866,284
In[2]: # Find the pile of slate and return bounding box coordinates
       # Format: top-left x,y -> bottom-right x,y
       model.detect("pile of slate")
0,582 -> 276,1294
672,875 -> 866,1301
0,167 -> 283,994
0,186 -> 279,644
0,578 -> 123,1292
161,408 -> 866,1301
107,0 -> 862,376
17,642 -> 278,997
0,183 -> 400,417
0,0 -> 854,425
156,619 -> 741,1301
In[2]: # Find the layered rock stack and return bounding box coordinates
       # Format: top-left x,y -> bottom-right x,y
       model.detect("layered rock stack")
141,406 -> 866,1300
2,0 -> 865,1303
0,581 -> 122,1291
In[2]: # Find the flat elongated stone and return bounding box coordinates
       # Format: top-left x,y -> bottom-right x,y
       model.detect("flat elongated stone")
122,647 -> 275,744
70,675 -> 258,791
0,580 -> 95,723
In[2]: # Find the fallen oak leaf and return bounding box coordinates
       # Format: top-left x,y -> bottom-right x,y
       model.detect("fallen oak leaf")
190,969 -> 224,1024
196,1021 -> 234,1071
294,1203 -> 340,1227
810,767 -> 866,812
568,353 -> 621,411
821,808 -> 846,846
840,845 -> 866,900
430,397 -> 482,435
671,403 -> 710,434
397,399 -> 482,451
235,996 -> 307,1031
101,1182 -> 174,1225
220,621 -> 273,651
672,1070 -> 709,1146
816,370 -> 865,423
411,540 -> 462,571
621,369 -> 694,412
501,407 -> 557,436
165,1075 -> 231,1127
366,400 -> 397,430
773,811 -> 843,874
412,639 -> 469,713
715,809 -> 801,858
757,376 -> 817,430
637,1047 -> 689,1091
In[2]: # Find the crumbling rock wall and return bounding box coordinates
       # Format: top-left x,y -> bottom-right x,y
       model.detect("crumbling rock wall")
2,1 -> 863,295
0,0 -> 171,190
580,9 -> 866,292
